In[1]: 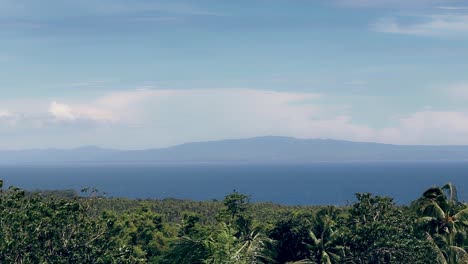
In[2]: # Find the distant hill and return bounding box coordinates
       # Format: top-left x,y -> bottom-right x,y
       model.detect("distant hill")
2,136 -> 468,164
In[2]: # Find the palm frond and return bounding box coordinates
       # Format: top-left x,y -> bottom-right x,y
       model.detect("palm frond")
442,183 -> 458,203
286,260 -> 316,264
453,207 -> 468,220
321,251 -> 332,264
308,230 -> 321,246
425,232 -> 448,264
419,201 -> 446,219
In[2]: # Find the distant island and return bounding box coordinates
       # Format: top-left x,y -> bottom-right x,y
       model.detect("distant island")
2,136 -> 468,164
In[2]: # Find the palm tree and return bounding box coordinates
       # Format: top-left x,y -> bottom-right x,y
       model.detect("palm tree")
412,183 -> 468,264
202,223 -> 275,264
166,223 -> 274,264
234,228 -> 276,264
291,207 -> 344,264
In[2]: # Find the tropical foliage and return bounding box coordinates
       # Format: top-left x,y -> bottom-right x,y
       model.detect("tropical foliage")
412,183 -> 468,263
0,179 -> 466,263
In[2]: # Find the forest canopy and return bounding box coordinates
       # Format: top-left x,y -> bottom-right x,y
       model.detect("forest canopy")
0,180 -> 466,264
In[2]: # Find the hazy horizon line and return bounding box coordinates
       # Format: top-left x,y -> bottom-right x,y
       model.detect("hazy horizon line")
2,135 -> 468,152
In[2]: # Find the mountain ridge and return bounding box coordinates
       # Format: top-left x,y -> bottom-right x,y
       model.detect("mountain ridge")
2,136 -> 468,164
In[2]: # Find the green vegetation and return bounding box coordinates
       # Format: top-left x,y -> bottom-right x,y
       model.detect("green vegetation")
0,180 -> 467,263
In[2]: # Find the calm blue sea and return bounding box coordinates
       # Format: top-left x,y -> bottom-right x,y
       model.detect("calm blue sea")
0,162 -> 467,205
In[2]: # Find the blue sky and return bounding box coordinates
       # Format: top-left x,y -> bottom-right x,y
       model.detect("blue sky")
1,0 -> 468,149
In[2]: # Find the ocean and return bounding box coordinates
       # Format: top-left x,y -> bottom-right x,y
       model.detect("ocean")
0,162 -> 466,205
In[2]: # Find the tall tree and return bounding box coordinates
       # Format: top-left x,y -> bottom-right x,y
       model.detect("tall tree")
342,193 -> 437,263
412,183 -> 468,264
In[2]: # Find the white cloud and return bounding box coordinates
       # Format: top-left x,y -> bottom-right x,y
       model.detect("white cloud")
48,99 -> 117,122
0,109 -> 10,118
384,111 -> 468,145
49,101 -> 76,121
373,15 -> 468,36
3,88 -> 468,149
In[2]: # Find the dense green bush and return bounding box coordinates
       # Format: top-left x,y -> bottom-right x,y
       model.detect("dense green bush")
0,181 -> 134,263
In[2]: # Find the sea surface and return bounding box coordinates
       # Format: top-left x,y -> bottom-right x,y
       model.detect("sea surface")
0,162 -> 467,205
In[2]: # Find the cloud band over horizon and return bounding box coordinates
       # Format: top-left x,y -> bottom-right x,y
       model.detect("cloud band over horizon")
1,88 -> 468,149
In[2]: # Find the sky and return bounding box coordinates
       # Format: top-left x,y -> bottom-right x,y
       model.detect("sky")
1,0 -> 468,149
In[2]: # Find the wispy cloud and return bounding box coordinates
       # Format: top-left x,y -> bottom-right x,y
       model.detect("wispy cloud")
373,14 -> 468,36
335,0 -> 462,9
444,82 -> 468,100
0,0 -> 221,34
0,0 -> 219,19
87,0 -> 220,17
337,0 -> 468,37
55,79 -> 120,91
438,6 -> 468,10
